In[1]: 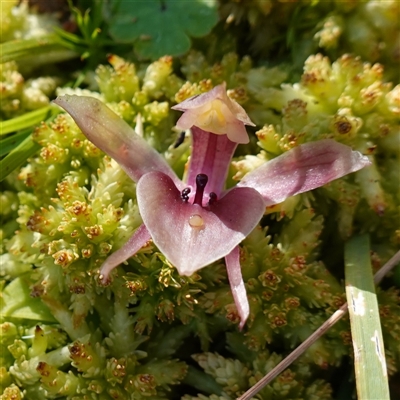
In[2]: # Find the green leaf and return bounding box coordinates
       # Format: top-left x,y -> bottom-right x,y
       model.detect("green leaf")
0,130 -> 30,157
108,0 -> 218,59
0,106 -> 52,136
0,34 -> 78,64
344,235 -> 390,400
1,277 -> 57,323
0,106 -> 60,176
0,134 -> 40,182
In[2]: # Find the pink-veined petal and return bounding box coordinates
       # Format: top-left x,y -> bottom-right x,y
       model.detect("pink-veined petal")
225,246 -> 249,329
186,127 -> 237,197
99,223 -> 151,282
238,139 -> 371,206
54,95 -> 178,184
137,171 -> 265,276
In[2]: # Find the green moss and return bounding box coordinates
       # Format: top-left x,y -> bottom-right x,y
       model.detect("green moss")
0,62 -> 59,119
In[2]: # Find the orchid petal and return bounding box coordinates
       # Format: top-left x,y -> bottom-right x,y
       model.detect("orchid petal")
172,83 -> 254,144
172,84 -> 229,111
172,84 -> 254,126
176,105 -> 250,144
238,139 -> 371,206
99,223 -> 151,282
54,95 -> 178,184
223,118 -> 252,144
225,246 -> 249,329
227,98 -> 255,127
136,171 -> 265,276
187,127 -> 237,196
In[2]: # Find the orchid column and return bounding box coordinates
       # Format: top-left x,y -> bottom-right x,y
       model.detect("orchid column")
54,83 -> 370,328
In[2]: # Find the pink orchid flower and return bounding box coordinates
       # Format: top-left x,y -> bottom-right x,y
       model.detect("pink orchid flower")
54,83 -> 370,328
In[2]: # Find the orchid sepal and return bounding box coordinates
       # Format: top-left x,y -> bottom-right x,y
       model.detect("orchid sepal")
225,246 -> 249,330
54,95 -> 179,185
238,139 -> 371,206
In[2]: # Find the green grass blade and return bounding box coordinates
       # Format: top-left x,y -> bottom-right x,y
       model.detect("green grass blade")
53,26 -> 87,46
0,106 -> 51,136
344,234 -> 390,400
1,35 -> 60,63
0,129 -> 31,156
0,34 -> 80,64
0,134 -> 40,181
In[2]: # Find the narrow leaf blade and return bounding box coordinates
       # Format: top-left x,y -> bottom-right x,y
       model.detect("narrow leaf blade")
0,106 -> 51,136
0,134 -> 40,181
345,234 -> 390,400
0,130 -> 31,157
0,34 -> 76,63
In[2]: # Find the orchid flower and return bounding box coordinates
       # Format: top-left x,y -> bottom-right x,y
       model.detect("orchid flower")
54,83 -> 370,328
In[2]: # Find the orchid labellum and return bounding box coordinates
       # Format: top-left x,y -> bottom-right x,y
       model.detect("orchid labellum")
54,83 -> 370,328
